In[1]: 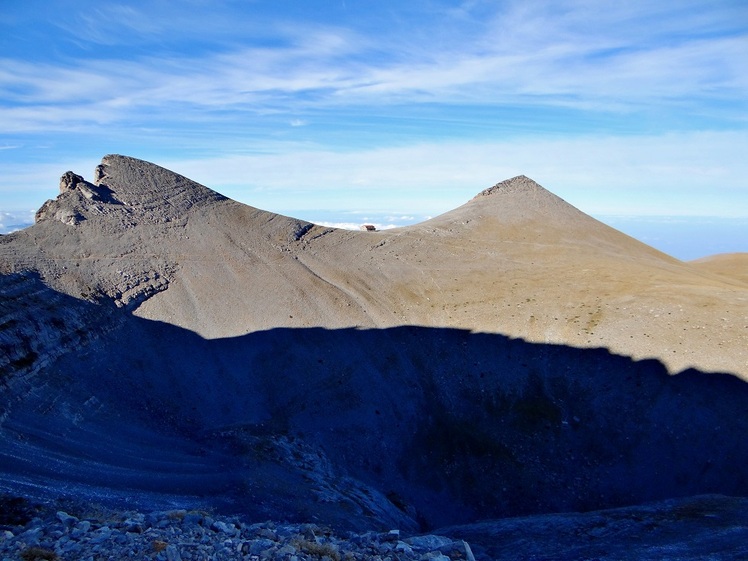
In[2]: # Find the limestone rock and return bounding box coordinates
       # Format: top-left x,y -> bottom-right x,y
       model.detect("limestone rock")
59,171 -> 86,193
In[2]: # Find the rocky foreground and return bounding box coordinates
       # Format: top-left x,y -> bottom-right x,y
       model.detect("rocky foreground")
3,495 -> 748,561
1,498 -> 475,561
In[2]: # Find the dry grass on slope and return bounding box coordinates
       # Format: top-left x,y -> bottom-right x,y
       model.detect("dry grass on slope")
690,253 -> 748,286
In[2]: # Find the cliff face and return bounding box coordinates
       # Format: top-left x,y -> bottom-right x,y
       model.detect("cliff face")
1,155 -> 747,534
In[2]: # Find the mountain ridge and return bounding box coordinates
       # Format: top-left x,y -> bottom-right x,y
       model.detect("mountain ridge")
2,154 -> 746,375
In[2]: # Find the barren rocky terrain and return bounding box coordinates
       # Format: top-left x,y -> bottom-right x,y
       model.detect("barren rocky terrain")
2,155 -> 747,558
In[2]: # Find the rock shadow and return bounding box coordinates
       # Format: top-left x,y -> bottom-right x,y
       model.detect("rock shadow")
2,280 -> 748,531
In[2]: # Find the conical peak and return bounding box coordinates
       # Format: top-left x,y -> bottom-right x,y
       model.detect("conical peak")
464,175 -> 580,221
473,175 -> 549,199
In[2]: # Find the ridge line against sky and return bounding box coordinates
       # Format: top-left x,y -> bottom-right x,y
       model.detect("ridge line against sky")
0,0 -> 746,259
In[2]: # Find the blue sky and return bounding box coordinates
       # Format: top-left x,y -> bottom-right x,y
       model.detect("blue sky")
1,0 -> 746,259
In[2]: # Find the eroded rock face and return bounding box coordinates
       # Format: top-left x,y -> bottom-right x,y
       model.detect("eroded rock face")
59,171 -> 85,193
0,272 -> 123,384
36,170 -> 117,225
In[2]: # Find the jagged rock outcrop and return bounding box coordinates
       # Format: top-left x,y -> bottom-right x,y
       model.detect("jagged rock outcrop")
1,155 -> 747,552
35,170 -> 120,225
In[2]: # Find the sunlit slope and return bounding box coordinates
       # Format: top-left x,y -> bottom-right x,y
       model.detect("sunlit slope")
690,253 -> 748,286
4,155 -> 746,378
247,175 -> 747,377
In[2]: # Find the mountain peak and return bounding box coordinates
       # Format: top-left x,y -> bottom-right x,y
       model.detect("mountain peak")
445,174 -> 585,230
35,155 -> 227,227
473,175 -> 551,199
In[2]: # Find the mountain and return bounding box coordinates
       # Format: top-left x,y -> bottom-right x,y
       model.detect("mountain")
1,155 -> 748,538
5,155 -> 745,374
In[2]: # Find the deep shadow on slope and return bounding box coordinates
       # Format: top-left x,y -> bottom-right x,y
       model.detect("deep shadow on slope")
2,280 -> 748,531
436,495 -> 748,561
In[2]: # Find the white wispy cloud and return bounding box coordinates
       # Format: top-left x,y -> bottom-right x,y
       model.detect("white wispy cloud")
0,210 -> 35,234
1,2 -> 744,134
1,0 -> 745,235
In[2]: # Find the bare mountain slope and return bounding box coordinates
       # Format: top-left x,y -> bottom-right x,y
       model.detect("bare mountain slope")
137,168 -> 747,376
7,154 -> 740,375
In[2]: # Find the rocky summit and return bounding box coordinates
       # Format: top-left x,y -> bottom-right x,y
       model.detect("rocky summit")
1,155 -> 748,558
